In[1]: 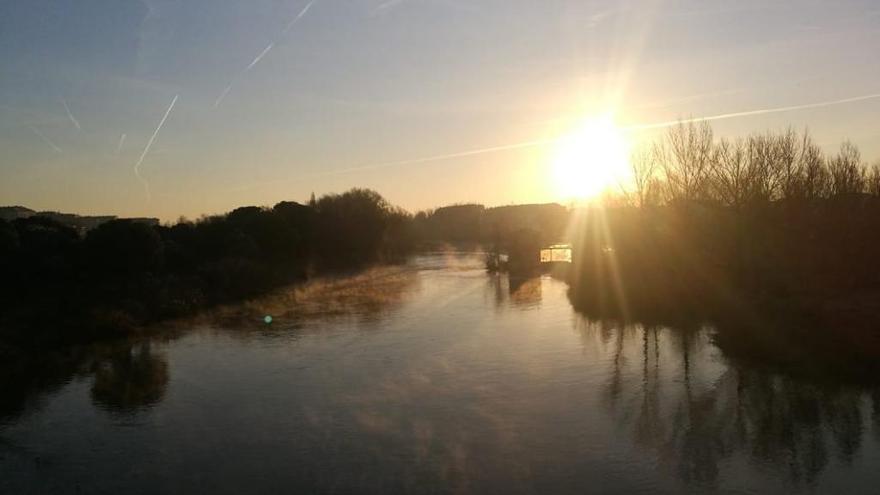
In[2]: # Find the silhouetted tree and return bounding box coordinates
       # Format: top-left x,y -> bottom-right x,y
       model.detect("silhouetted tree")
0,188 -> 418,345
656,121 -> 713,202
630,148 -> 662,207
868,162 -> 880,197
85,220 -> 164,278
828,141 -> 865,196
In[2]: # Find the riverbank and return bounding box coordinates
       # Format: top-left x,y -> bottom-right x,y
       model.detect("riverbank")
0,189 -> 418,349
0,260 -> 416,350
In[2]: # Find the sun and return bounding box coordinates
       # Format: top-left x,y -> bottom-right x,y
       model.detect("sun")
552,115 -> 632,200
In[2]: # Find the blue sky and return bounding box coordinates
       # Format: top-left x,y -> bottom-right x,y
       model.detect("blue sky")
2,0 -> 879,220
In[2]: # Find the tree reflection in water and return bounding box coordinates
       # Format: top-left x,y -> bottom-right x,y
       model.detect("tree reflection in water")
489,275 -> 543,310
0,340 -> 170,425
576,319 -> 877,488
90,342 -> 169,414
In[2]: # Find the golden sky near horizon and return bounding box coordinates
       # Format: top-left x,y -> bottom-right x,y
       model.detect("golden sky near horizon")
2,0 -> 879,221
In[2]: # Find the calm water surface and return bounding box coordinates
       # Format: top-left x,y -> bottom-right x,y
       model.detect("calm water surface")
2,254 -> 880,494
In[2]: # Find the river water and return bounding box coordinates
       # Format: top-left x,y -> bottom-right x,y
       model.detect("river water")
2,253 -> 879,494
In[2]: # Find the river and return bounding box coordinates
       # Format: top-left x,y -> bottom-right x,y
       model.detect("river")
2,253 -> 879,494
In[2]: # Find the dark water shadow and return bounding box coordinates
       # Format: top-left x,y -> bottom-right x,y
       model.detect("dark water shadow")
0,339 -> 170,432
575,319 -> 880,490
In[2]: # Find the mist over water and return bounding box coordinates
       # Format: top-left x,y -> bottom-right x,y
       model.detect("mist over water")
2,254 -> 879,494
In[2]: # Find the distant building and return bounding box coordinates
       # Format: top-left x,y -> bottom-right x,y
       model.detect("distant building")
540,244 -> 572,264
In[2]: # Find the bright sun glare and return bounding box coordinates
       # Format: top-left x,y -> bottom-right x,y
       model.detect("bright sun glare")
552,115 -> 631,200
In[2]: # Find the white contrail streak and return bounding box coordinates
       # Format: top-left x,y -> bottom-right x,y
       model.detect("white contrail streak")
215,0 -> 317,108
376,0 -> 405,11
332,92 -> 880,176
225,138 -> 553,192
116,133 -> 127,154
214,84 -> 234,108
61,98 -> 81,130
624,93 -> 880,131
319,138 -> 556,177
227,91 -> 880,193
246,43 -> 274,71
27,125 -> 62,153
284,0 -> 317,32
134,95 -> 178,201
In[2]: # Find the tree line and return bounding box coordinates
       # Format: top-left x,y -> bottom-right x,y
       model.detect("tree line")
0,188 -> 416,346
625,122 -> 880,207
569,122 -> 880,366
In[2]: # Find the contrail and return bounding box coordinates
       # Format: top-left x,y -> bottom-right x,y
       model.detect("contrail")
134,95 -> 178,201
27,125 -> 62,153
284,0 -> 317,32
116,133 -> 127,154
227,91 -> 880,192
246,43 -> 274,71
625,93 -> 880,131
215,0 -> 318,108
61,98 -> 81,130
334,92 -> 880,176
214,84 -> 234,108
225,137 -> 554,192
376,0 -> 405,12
318,138 -> 556,177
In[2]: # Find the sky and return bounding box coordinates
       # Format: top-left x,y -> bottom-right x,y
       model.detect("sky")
1,0 -> 879,221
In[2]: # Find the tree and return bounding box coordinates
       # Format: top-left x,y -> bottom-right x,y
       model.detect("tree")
710,138 -> 749,208
797,132 -> 829,200
867,162 -> 880,197
828,141 -> 865,196
85,220 -> 163,277
656,121 -> 714,202
630,148 -> 661,207
313,188 -> 394,265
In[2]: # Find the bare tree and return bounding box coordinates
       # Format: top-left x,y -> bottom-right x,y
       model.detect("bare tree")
659,121 -> 714,202
775,128 -> 801,200
711,138 -> 750,208
631,122 -> 870,205
630,147 -> 661,207
797,132 -> 829,200
745,132 -> 784,202
828,141 -> 865,196
867,162 -> 880,197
